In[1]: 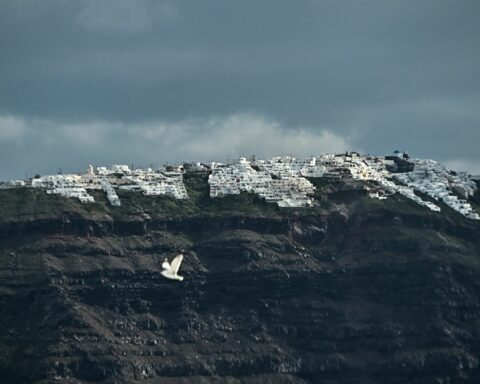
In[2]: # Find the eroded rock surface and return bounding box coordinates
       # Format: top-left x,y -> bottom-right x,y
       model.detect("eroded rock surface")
1,176 -> 480,383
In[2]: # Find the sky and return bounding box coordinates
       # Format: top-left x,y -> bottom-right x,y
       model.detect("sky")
1,0 -> 480,180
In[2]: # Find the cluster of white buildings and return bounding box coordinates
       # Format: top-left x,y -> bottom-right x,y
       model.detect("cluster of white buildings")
17,164 -> 188,206
315,154 -> 444,213
208,153 -> 479,219
208,158 -> 315,207
373,177 -> 442,212
31,174 -> 95,203
392,159 -> 480,220
100,178 -> 121,207
117,169 -> 188,200
255,156 -> 325,178
2,153 -> 479,220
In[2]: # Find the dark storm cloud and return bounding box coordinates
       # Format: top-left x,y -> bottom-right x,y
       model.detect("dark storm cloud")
1,0 -> 480,179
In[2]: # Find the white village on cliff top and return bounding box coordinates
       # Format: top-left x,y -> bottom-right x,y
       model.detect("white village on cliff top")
2,151 -> 479,220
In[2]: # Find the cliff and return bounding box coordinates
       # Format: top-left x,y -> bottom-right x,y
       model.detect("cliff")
1,173 -> 480,383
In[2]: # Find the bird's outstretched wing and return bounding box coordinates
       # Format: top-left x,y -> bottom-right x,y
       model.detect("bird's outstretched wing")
162,261 -> 171,270
170,254 -> 183,274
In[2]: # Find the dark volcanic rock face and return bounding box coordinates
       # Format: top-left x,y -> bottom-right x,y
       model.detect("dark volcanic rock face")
1,176 -> 480,383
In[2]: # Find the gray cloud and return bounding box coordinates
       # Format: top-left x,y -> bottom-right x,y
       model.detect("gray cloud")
0,113 -> 350,179
76,0 -> 177,35
0,0 -> 479,179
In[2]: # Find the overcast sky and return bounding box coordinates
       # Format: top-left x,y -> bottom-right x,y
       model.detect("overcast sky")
1,0 -> 479,180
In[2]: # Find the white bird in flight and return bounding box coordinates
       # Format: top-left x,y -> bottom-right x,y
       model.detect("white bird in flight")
161,254 -> 184,281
